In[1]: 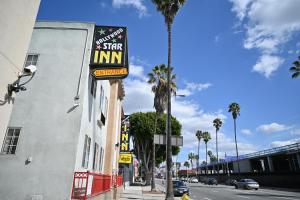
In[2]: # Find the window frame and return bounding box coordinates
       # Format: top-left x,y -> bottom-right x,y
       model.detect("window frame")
1,127 -> 22,155
90,77 -> 97,98
24,54 -> 39,68
82,135 -> 91,168
93,143 -> 99,171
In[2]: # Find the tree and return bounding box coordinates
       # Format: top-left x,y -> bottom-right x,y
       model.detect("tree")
188,152 -> 195,171
130,112 -> 181,185
195,130 -> 203,175
202,131 -> 211,174
228,102 -> 241,177
290,56 -> 300,78
207,150 -> 217,163
184,161 -> 190,178
151,1 -> 186,198
148,64 -> 177,114
213,118 -> 222,174
147,64 -> 177,191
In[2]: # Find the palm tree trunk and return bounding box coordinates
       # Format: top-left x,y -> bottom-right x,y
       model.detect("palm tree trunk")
216,129 -> 219,176
205,143 -> 208,175
151,113 -> 158,191
234,119 -> 241,177
166,21 -> 174,200
197,140 -> 200,175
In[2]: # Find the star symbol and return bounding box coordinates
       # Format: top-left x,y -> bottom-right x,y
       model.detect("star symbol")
112,39 -> 117,43
96,45 -> 102,50
98,29 -> 106,35
118,35 -> 123,40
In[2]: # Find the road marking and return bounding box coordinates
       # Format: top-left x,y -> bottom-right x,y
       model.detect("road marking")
237,195 -> 250,199
203,198 -> 212,200
275,197 -> 300,200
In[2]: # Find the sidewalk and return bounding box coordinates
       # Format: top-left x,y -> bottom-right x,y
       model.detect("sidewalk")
119,184 -> 182,200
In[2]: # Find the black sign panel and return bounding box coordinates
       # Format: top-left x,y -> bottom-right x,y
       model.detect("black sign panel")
120,121 -> 130,153
90,26 -> 129,80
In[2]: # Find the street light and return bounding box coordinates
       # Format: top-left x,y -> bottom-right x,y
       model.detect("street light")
7,65 -> 37,97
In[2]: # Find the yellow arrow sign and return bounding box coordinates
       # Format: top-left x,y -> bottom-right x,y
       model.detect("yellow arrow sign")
92,68 -> 128,78
119,153 -> 132,164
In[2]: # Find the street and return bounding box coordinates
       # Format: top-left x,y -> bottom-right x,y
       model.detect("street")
187,183 -> 300,200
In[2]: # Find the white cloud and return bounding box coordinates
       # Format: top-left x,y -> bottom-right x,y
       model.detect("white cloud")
129,64 -> 145,80
288,50 -> 294,54
256,122 -> 292,133
291,129 -> 300,135
230,0 -> 300,77
241,129 -> 253,136
177,81 -> 212,97
270,138 -> 300,148
112,0 -> 147,17
252,54 -> 284,78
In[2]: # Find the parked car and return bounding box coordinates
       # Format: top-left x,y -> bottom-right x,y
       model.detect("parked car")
204,177 -> 218,185
235,179 -> 259,190
173,180 -> 189,196
225,178 -> 237,186
190,177 -> 199,183
207,178 -> 218,185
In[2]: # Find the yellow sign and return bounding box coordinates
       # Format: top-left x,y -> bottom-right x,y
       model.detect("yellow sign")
92,68 -> 128,78
119,153 -> 132,164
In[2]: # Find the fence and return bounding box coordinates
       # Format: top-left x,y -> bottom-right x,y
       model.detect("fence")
71,171 -> 123,200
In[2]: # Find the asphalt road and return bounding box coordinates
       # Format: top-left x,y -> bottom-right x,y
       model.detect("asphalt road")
187,183 -> 300,200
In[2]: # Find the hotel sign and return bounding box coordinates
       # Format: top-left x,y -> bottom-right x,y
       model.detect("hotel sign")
90,25 -> 129,80
119,117 -> 132,164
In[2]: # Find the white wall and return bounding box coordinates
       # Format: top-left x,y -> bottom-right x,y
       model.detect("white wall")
0,0 -> 40,154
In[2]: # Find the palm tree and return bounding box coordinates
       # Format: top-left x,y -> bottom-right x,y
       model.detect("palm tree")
290,56 -> 300,78
202,131 -> 211,175
213,118 -> 222,174
188,152 -> 195,172
148,64 -> 177,191
184,161 -> 190,179
228,102 -> 241,177
151,1 -> 186,198
195,130 -> 203,175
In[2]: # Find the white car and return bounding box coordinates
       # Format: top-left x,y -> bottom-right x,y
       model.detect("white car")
190,178 -> 199,183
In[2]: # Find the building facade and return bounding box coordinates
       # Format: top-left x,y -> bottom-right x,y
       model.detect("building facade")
0,0 -> 41,156
0,21 -> 124,200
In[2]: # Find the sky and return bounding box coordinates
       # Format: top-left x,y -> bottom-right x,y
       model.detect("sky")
37,0 -> 300,165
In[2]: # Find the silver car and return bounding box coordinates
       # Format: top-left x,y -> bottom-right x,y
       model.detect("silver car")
235,179 -> 259,190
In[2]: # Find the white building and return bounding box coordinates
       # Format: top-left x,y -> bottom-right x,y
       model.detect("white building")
0,21 -> 124,200
0,0 -> 41,157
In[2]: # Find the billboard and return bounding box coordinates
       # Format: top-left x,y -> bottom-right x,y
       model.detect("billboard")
90,26 -> 128,80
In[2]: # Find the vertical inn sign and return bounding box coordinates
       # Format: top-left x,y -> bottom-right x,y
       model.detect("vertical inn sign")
119,120 -> 132,164
90,25 -> 129,79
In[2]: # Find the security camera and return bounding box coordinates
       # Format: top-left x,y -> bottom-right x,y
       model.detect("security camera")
23,65 -> 37,74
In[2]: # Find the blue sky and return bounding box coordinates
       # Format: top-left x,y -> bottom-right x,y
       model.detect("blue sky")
37,0 -> 300,165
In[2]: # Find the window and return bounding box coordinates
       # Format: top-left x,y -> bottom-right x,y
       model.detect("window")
93,143 -> 99,170
99,86 -> 104,110
82,135 -> 91,168
99,147 -> 104,171
104,97 -> 108,118
90,77 -> 97,98
1,128 -> 21,154
24,54 -> 39,67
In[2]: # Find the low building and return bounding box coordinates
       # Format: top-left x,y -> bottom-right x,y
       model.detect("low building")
0,21 -> 124,200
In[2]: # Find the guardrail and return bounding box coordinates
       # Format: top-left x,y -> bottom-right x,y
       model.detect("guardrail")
71,171 -> 123,200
